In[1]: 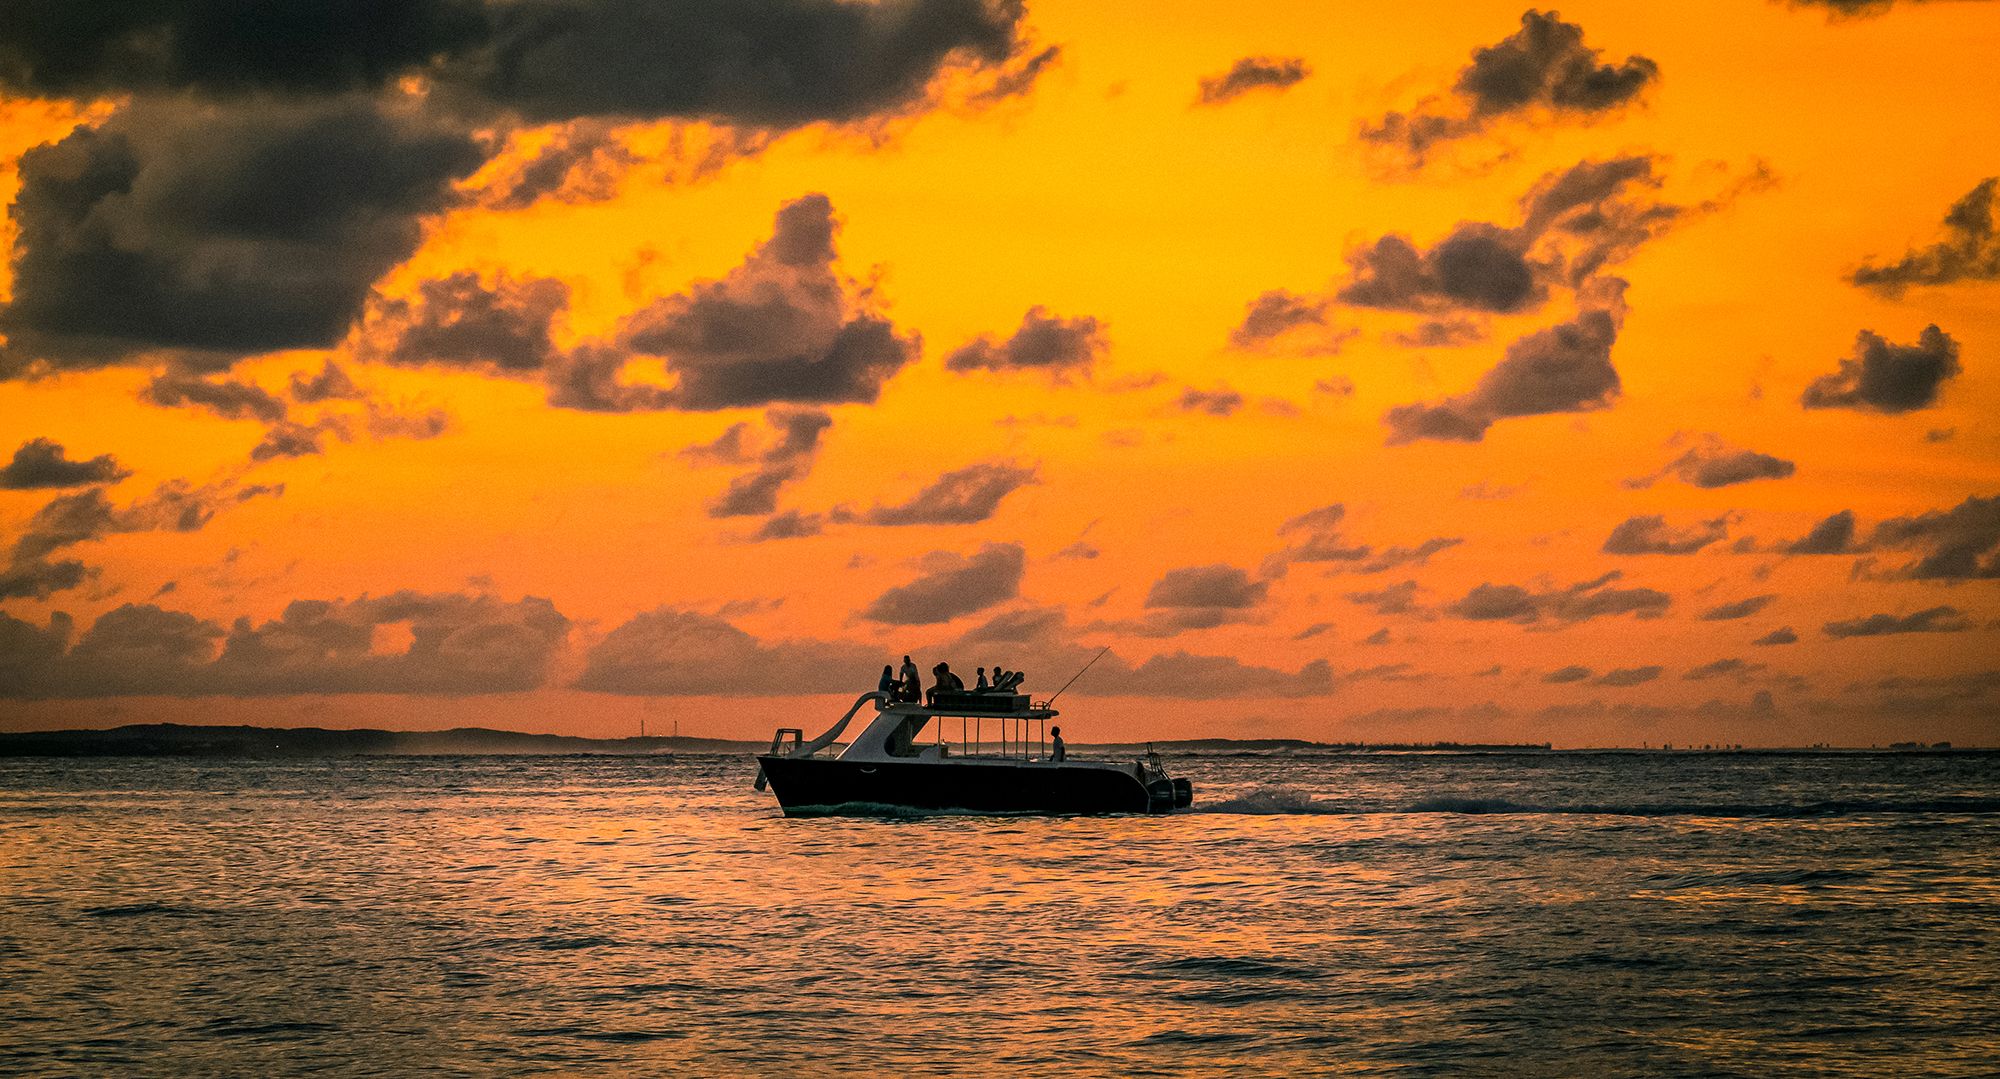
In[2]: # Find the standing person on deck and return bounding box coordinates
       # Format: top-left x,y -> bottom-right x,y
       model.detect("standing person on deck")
898,655 -> 921,702
1049,726 -> 1066,762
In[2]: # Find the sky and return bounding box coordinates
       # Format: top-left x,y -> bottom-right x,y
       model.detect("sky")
1,0 -> 1997,747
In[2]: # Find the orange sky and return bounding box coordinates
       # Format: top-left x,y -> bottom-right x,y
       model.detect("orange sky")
2,0 -> 1997,746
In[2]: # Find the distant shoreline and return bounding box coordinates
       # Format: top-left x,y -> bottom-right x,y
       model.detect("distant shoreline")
0,724 -> 1982,758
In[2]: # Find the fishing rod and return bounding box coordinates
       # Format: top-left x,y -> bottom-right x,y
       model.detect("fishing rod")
1045,646 -> 1111,708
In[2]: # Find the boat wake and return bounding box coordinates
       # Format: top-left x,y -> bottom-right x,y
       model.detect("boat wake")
1199,786 -> 2000,818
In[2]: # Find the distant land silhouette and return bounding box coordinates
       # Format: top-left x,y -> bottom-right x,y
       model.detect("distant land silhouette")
0,724 -> 1558,758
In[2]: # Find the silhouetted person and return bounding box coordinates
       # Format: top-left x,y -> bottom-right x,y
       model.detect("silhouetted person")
975,667 -> 989,691
1049,726 -> 1066,762
899,655 -> 921,702
928,662 -> 963,705
878,664 -> 898,696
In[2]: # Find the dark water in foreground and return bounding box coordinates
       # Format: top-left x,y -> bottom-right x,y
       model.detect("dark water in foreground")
2,751 -> 1996,1076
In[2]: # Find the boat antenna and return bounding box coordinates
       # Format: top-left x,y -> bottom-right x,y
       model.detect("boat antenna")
1045,646 -> 1111,708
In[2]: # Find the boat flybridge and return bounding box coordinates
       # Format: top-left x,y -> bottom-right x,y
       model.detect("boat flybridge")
755,688 -> 1194,816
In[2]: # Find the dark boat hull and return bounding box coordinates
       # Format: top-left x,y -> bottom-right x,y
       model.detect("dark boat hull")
756,755 -> 1171,815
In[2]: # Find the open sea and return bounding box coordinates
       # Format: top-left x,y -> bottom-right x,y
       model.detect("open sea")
2,749 -> 1996,1076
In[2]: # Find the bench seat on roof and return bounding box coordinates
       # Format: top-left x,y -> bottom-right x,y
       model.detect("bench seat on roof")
930,691 -> 1031,713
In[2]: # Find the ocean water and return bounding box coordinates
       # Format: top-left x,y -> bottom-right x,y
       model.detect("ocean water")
2,750 -> 1996,1076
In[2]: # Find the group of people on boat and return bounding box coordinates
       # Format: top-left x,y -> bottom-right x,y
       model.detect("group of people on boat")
878,655 -> 1027,705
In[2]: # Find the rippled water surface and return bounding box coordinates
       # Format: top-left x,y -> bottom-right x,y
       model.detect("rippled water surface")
3,750 -> 1997,1076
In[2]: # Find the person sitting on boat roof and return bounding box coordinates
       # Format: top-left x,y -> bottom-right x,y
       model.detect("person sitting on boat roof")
1049,726 -> 1066,762
975,667 -> 989,691
927,661 -> 964,705
987,664 -> 1010,692
878,664 -> 899,697
898,655 -> 921,702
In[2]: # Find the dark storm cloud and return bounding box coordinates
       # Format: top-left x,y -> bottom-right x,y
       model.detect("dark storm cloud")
0,0 -> 1035,128
1800,325 -> 1960,413
703,408 -> 833,518
1361,10 -> 1658,164
1595,665 -> 1663,686
574,607 -> 881,695
444,0 -> 1031,126
1823,606 -> 1971,639
1444,571 -> 1669,624
861,543 -> 1024,625
1753,627 -> 1799,646
1384,287 -> 1624,444
1851,178 -> 2000,294
1602,514 -> 1731,555
1543,665 -> 1591,683
0,0 -> 487,99
1868,494 -> 2000,580
860,461 -> 1037,525
945,307 -> 1107,379
1626,436 -> 1795,489
613,195 -> 919,411
1195,55 -> 1311,106
140,370 -> 290,422
0,439 -> 129,489
0,98 -> 485,374
373,273 -> 571,372
1701,594 -> 1778,621
0,591 -> 569,698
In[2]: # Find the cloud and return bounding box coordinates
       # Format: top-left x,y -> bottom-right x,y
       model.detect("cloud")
1178,386 -> 1245,416
607,194 -> 919,410
1097,563 -> 1273,636
442,0 -> 1033,127
1684,657 -> 1761,681
0,559 -> 91,601
1544,664 -> 1591,683
1782,510 -> 1860,554
481,121 -> 642,210
1823,606 -> 1972,638
945,307 -> 1107,380
1867,493 -> 2000,579
1596,665 -> 1663,686
748,510 -> 826,542
1800,325 -> 1960,413
947,606 -> 1334,698
0,591 -> 569,698
1388,318 -> 1486,349
1444,571 -> 1670,624
1384,285 -> 1625,443
701,408 -> 833,518
1360,10 -> 1658,165
371,273 -> 571,373
13,481 -> 281,564
0,98 -> 483,375
1701,594 -> 1778,621
141,370 -> 289,422
1230,290 -> 1333,349
0,0 -> 1036,128
575,607 -> 882,695
861,543 -> 1025,625
1196,56 -> 1311,106
1602,513 -> 1732,555
1626,435 -> 1795,489
289,362 -> 364,403
1267,503 -> 1460,575
1346,580 -> 1422,616
1851,177 -> 1998,294
859,461 -> 1036,525
0,439 -> 129,489
252,417 -> 352,461
1753,627 -> 1799,646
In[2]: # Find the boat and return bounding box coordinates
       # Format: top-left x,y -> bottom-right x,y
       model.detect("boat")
754,688 -> 1194,816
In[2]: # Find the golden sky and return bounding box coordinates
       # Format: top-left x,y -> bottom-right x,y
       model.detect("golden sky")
2,0 -> 1997,745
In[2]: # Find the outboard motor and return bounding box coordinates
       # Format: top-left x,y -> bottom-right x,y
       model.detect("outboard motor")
1172,777 -> 1193,808
1146,777 -> 1176,811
